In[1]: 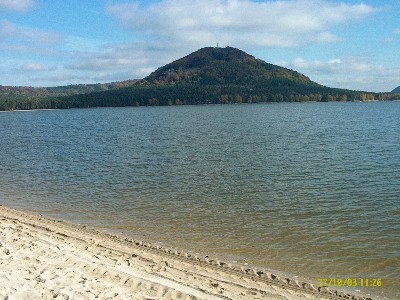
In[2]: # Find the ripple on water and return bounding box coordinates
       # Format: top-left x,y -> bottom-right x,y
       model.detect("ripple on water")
0,103 -> 399,299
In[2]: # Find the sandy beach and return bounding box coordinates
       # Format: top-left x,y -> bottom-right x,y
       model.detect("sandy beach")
0,205 -> 371,300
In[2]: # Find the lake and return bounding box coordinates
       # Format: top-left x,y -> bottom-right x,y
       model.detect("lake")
0,102 -> 399,299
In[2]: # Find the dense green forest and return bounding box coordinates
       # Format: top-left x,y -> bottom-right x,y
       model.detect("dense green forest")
1,47 -> 399,111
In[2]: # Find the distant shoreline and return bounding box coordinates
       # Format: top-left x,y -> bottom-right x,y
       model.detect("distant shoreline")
0,108 -> 58,112
1,99 -> 399,113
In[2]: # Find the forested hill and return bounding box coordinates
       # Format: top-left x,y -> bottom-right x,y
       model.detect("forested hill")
0,80 -> 138,102
391,86 -> 400,93
142,46 -> 314,86
1,47 -> 399,110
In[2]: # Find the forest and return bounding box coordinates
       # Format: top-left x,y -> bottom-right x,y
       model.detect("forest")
1,47 -> 399,111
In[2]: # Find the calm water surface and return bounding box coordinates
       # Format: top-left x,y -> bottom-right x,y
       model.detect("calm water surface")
0,102 -> 399,299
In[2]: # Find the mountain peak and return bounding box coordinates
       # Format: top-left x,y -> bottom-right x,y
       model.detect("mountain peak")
142,46 -> 310,85
187,46 -> 256,63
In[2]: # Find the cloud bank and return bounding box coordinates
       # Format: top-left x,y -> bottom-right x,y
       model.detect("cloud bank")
0,20 -> 62,45
107,0 -> 375,48
0,0 -> 34,12
280,57 -> 400,92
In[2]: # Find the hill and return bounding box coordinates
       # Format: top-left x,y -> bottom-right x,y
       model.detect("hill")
52,46 -> 362,109
0,46 -> 395,110
0,80 -> 138,102
391,86 -> 400,93
143,46 -> 314,86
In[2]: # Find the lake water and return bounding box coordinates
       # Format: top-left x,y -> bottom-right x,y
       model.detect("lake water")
0,102 -> 399,299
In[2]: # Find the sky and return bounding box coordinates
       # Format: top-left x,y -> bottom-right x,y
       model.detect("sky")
0,0 -> 399,92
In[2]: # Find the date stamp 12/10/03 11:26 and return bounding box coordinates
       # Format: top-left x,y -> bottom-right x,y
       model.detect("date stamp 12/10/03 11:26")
317,278 -> 382,288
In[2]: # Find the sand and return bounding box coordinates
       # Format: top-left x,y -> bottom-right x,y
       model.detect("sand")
0,205 -> 370,300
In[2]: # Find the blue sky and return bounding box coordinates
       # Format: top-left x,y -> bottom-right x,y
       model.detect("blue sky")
0,0 -> 399,92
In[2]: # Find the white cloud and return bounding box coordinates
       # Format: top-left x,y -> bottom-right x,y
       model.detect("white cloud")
107,0 -> 376,49
317,32 -> 342,43
292,57 -> 308,68
18,63 -> 57,72
66,53 -> 147,71
0,0 -> 34,12
19,63 -> 44,72
0,20 -> 62,45
393,28 -> 400,34
281,57 -> 400,92
91,68 -> 154,82
328,58 -> 341,64
288,57 -> 376,76
64,41 -> 176,75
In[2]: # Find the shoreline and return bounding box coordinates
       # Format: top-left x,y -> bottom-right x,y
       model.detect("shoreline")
1,100 -> 399,113
0,204 -> 374,300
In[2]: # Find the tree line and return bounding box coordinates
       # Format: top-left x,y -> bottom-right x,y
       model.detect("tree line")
1,82 -> 399,111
